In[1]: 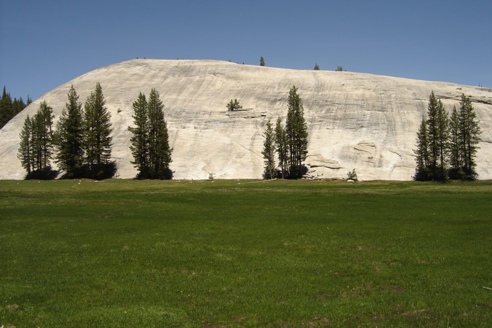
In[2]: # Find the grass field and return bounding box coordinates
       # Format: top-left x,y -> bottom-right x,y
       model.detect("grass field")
1,179 -> 491,327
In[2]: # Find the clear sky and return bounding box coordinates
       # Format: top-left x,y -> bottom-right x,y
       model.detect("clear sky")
1,0 -> 491,101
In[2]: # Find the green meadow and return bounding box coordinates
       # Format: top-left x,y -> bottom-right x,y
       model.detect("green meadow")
1,179 -> 491,327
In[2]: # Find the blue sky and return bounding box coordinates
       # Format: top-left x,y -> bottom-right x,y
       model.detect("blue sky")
1,0 -> 491,100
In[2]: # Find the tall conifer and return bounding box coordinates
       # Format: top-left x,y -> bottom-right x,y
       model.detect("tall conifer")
275,117 -> 288,179
435,98 -> 449,178
458,94 -> 481,179
83,83 -> 113,168
285,86 -> 308,179
147,88 -> 172,179
18,115 -> 33,175
18,102 -> 55,178
129,92 -> 149,178
448,106 -> 463,179
31,101 -> 54,171
0,87 -> 13,128
414,116 -> 430,181
55,85 -> 84,178
425,92 -> 449,181
261,119 -> 276,179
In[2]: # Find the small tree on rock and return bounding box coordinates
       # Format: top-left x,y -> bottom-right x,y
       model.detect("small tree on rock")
227,99 -> 242,111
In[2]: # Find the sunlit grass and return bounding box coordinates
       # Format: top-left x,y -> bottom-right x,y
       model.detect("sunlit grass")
1,179 -> 491,327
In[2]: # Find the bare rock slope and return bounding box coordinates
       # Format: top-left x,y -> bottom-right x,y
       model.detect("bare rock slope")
1,59 -> 491,180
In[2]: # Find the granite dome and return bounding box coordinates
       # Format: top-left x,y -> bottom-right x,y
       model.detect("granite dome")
1,59 -> 491,180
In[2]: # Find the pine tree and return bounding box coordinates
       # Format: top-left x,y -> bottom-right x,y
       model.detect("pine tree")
261,119 -> 276,179
226,99 -> 242,111
458,94 -> 481,179
55,85 -> 84,178
314,63 -> 320,70
12,97 -> 26,119
18,115 -> 33,175
435,98 -> 449,179
425,92 -> 449,181
83,83 -> 113,169
0,87 -> 13,128
31,101 -> 54,171
413,116 -> 430,181
0,87 -> 29,129
425,92 -> 439,177
414,92 -> 481,181
448,106 -> 463,179
285,86 -> 308,179
260,56 -> 265,67
18,102 -> 55,179
147,88 -> 172,179
275,117 -> 288,179
129,92 -> 149,178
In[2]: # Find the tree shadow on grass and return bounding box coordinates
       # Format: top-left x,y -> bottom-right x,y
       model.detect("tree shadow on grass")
58,162 -> 117,180
25,167 -> 59,180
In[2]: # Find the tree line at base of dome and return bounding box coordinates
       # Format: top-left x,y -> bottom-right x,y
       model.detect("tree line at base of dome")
16,85 -> 481,182
18,84 -> 116,180
414,92 -> 481,181
262,86 -> 309,179
17,84 -> 173,180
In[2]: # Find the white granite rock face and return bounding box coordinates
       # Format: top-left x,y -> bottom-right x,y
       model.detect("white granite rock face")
1,59 -> 491,180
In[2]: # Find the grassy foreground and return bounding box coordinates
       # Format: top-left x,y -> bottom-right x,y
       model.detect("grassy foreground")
0,179 -> 491,327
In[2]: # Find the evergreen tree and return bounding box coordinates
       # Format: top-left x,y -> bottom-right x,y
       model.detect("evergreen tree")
285,86 -> 309,179
413,116 -> 430,181
0,87 -> 29,129
458,94 -> 481,179
414,92 -> 481,181
0,87 -> 13,128
435,98 -> 449,179
260,56 -> 265,66
261,119 -> 276,179
425,92 -> 449,181
12,97 -> 27,119
275,117 -> 288,179
55,85 -> 84,178
226,99 -> 242,111
31,101 -> 54,171
18,102 -> 55,179
83,83 -> 113,168
18,115 -> 33,175
425,92 -> 439,177
147,88 -> 172,179
129,92 -> 149,178
314,63 -> 320,70
448,106 -> 463,179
